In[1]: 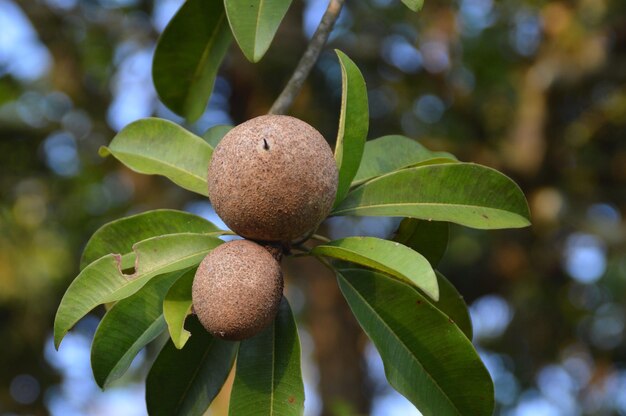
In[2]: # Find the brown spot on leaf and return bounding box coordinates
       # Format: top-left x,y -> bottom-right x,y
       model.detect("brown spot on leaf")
288,396 -> 295,404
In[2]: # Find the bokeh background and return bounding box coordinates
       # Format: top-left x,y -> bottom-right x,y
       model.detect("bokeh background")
1,0 -> 626,414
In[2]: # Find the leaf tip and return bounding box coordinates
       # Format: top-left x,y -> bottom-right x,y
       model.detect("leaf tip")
98,146 -> 111,158
173,332 -> 191,350
53,329 -> 64,350
248,47 -> 265,63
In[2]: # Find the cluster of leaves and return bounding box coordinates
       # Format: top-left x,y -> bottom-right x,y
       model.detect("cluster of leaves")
151,0 -> 423,122
54,1 -> 530,415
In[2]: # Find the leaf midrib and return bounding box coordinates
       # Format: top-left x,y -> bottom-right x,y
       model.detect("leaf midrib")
335,58 -> 349,166
173,338 -> 217,415
352,157 -> 458,186
253,0 -> 265,59
316,246 -> 437,298
108,149 -> 207,183
333,201 -> 527,219
104,315 -> 166,387
314,247 -> 413,284
185,12 -> 227,110
340,274 -> 462,415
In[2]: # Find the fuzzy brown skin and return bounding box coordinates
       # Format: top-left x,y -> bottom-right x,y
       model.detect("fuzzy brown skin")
208,115 -> 338,242
192,240 -> 283,340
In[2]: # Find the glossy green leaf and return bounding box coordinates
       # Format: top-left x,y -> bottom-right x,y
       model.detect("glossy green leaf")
333,50 -> 369,206
202,124 -> 233,148
337,269 -> 493,416
229,298 -> 304,416
402,0 -> 424,12
99,118 -> 213,196
81,209 -> 220,270
91,270 -> 188,388
153,0 -> 232,121
54,233 -> 223,348
333,163 -> 531,229
352,135 -> 457,186
312,236 -> 438,301
225,0 -> 293,62
146,317 -> 238,416
433,272 -> 472,340
163,269 -> 195,349
394,218 -> 449,267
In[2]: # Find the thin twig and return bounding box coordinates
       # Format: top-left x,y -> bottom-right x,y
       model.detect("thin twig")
311,234 -> 332,243
269,0 -> 345,115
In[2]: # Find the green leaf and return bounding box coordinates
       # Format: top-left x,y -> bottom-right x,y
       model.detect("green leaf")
146,317 -> 238,416
333,50 -> 369,206
402,0 -> 424,12
229,298 -> 304,416
312,236 -> 438,301
163,270 -> 195,349
352,135 -> 457,186
433,272 -> 472,340
394,218 -> 449,267
91,270 -> 188,388
337,269 -> 493,416
81,209 -> 220,270
99,118 -> 213,196
225,0 -> 293,62
333,163 -> 531,229
54,233 -> 223,348
152,0 -> 232,121
202,124 -> 233,148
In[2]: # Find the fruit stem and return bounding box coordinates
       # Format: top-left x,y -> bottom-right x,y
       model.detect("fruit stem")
269,0 -> 346,115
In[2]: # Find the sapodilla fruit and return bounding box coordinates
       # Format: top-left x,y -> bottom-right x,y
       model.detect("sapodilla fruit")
207,115 -> 338,242
192,239 -> 283,340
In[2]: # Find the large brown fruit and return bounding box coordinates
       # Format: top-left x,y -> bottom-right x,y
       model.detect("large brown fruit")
208,115 -> 338,242
192,239 -> 283,340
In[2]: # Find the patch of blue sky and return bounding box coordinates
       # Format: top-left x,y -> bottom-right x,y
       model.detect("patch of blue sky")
0,0 -> 52,81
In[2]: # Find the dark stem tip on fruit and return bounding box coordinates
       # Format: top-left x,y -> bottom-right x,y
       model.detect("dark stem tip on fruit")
259,242 -> 287,262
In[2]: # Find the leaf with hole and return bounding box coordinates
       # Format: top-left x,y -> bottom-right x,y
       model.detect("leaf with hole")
334,50 -> 369,206
352,135 -> 457,186
229,297 -> 304,416
91,269 -> 189,388
333,163 -> 531,229
163,269 -> 195,349
100,118 -> 213,196
54,233 -> 222,348
337,269 -> 493,416
153,0 -> 232,121
312,236 -> 438,300
225,0 -> 293,62
146,316 -> 238,416
81,209 -> 220,270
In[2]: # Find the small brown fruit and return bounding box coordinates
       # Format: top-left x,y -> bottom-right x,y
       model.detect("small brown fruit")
192,239 -> 283,340
208,115 -> 338,242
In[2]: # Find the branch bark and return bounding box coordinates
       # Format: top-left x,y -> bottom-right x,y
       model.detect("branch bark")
269,0 -> 345,115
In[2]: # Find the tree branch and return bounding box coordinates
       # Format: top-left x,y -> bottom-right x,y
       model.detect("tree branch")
269,0 -> 345,115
